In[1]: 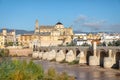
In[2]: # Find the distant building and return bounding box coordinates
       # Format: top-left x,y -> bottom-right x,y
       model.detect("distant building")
100,33 -> 120,46
73,33 -> 101,46
18,20 -> 73,48
0,28 -> 16,48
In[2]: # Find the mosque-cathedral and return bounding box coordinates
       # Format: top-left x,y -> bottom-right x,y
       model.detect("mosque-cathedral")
18,20 -> 73,48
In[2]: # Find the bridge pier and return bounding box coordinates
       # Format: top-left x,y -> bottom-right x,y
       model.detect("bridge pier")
104,49 -> 114,68
66,50 -> 75,62
79,51 -> 86,64
112,50 -> 116,64
32,46 -> 120,69
32,51 -> 39,58
113,50 -> 120,69
38,52 -> 43,59
89,42 -> 99,66
47,50 -> 56,60
42,52 -> 49,60
56,50 -> 65,62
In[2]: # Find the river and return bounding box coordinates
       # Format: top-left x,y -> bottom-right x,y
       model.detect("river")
11,57 -> 120,80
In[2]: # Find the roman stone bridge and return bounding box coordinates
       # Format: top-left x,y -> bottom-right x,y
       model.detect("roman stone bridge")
32,42 -> 120,69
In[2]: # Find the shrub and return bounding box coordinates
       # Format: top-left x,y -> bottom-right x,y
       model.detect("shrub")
68,60 -> 79,65
44,67 -> 75,80
57,72 -> 69,80
66,41 -> 76,46
44,67 -> 56,80
0,59 -> 75,80
60,59 -> 67,63
0,60 -> 44,80
50,59 -> 56,62
0,49 -> 9,57
28,54 -> 32,57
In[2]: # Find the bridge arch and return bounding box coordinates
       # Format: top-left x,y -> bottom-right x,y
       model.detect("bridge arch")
116,52 -> 120,68
65,49 -> 69,54
86,50 -> 93,65
99,49 -> 109,67
76,49 -> 80,57
114,51 -> 120,69
56,49 -> 60,52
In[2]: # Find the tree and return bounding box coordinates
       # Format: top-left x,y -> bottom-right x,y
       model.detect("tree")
4,42 -> 14,47
107,40 -> 120,46
66,41 -> 76,46
102,42 -> 106,46
0,60 -> 75,80
98,41 -> 107,46
112,40 -> 116,46
0,49 -> 9,57
115,40 -> 120,46
81,43 -> 89,46
108,42 -> 112,46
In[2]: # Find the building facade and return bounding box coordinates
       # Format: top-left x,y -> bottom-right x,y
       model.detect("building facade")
0,28 -> 16,48
73,33 -> 101,46
18,20 -> 73,48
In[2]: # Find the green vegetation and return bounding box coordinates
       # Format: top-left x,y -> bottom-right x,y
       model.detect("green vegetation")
4,42 -> 14,47
66,41 -> 76,46
98,40 -> 120,46
0,60 -> 44,80
68,60 -> 79,65
108,40 -> 120,46
50,58 -> 56,62
98,41 -> 106,46
45,67 -> 75,80
81,43 -> 90,46
0,49 -> 9,57
60,59 -> 79,65
4,42 -> 19,47
0,59 -> 75,80
60,59 -> 68,63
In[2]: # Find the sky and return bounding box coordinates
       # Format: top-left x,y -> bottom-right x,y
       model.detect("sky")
0,0 -> 120,32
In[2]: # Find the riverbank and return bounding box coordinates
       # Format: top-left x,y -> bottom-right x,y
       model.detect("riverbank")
0,57 -> 75,80
1,57 -> 120,80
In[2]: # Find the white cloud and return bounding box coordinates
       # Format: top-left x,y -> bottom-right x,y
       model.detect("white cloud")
74,15 -> 87,23
82,20 -> 106,30
73,14 -> 120,32
83,22 -> 100,27
73,15 -> 107,31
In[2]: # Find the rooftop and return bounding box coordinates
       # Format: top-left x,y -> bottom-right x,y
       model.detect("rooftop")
56,22 -> 63,25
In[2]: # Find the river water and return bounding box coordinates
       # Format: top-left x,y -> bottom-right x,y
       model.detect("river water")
11,57 -> 120,80
33,60 -> 120,80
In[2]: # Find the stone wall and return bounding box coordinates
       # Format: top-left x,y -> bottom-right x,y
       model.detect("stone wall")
40,41 -> 63,46
9,48 -> 32,56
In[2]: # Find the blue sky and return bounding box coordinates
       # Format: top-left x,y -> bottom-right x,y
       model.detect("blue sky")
0,0 -> 120,32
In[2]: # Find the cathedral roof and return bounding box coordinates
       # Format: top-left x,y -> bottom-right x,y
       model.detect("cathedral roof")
56,22 -> 63,25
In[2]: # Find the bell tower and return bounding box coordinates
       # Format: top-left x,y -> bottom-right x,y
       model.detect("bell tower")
34,19 -> 39,34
